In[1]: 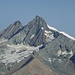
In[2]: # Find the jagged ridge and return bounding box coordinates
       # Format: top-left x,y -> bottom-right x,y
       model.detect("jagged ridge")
0,16 -> 75,75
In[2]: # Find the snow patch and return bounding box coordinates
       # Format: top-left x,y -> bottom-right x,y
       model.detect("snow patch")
57,50 -> 73,58
57,50 -> 62,56
69,51 -> 73,58
47,24 -> 58,31
60,32 -> 75,41
0,39 -> 8,44
58,59 -> 62,63
45,30 -> 52,34
44,30 -> 55,40
47,24 -> 75,41
48,58 -> 52,62
0,44 -> 41,65
41,27 -> 44,30
30,34 -> 35,39
44,57 -> 52,63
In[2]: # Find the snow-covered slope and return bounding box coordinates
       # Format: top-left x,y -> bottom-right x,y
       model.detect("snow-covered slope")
47,24 -> 58,31
0,44 -> 42,66
47,24 -> 75,41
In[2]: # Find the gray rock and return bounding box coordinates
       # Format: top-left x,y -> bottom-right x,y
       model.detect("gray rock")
0,21 -> 23,39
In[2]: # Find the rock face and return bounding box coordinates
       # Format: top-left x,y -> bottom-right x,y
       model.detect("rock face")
11,58 -> 57,75
0,16 -> 75,75
0,63 -> 8,75
0,21 -> 23,39
0,16 -> 59,46
3,16 -> 48,46
38,34 -> 75,75
21,16 -> 48,46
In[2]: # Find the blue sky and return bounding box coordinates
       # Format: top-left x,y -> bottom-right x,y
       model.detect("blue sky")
0,0 -> 75,37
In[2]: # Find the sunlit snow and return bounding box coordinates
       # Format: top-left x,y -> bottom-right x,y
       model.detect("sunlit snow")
0,44 -> 42,65
44,30 -> 55,41
47,24 -> 75,41
30,34 -> 35,39
57,50 -> 73,58
47,24 -> 58,31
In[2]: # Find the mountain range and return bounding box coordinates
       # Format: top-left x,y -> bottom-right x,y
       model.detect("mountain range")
0,16 -> 75,75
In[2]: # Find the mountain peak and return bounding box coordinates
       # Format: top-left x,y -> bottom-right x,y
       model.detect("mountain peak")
0,21 -> 23,39
31,16 -> 49,30
35,15 -> 44,21
35,15 -> 40,19
22,16 -> 49,46
35,15 -> 45,22
0,16 -> 75,75
13,20 -> 22,26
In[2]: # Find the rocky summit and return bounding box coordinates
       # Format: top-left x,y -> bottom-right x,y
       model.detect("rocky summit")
0,16 -> 75,75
